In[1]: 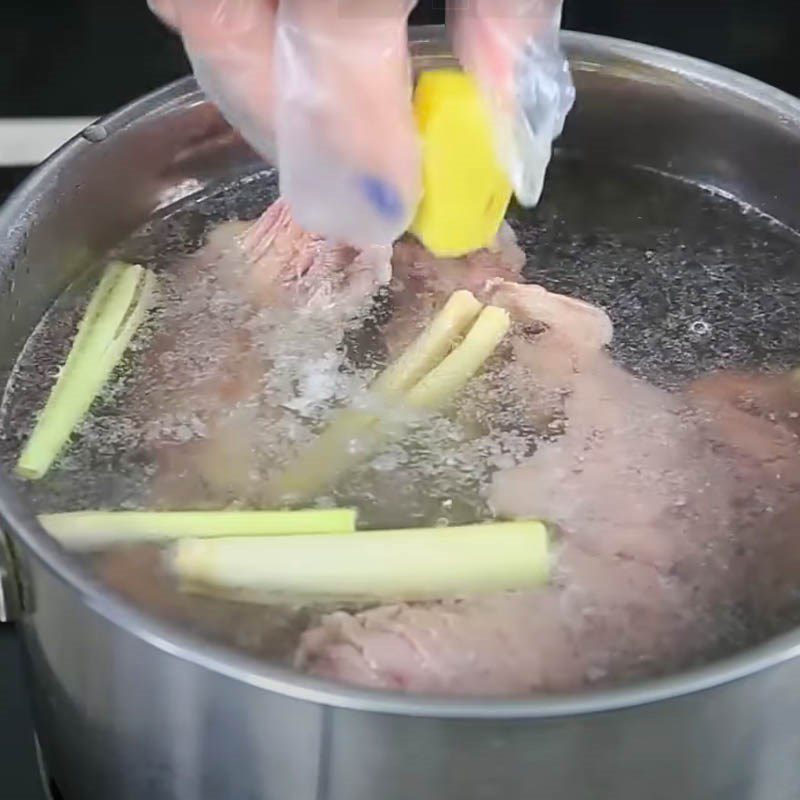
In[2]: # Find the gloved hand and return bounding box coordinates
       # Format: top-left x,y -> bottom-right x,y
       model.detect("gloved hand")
449,0 -> 575,207
149,0 -> 420,249
150,1 -> 573,245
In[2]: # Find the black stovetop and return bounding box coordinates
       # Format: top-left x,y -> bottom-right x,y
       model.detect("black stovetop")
0,628 -> 42,800
0,167 -> 47,800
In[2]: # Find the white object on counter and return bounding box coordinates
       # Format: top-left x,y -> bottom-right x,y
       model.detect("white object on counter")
0,118 -> 98,166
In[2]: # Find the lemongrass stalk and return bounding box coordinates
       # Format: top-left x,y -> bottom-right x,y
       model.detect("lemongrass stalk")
371,289 -> 483,395
38,508 -> 357,551
404,305 -> 511,411
172,521 -> 549,601
61,263 -> 127,355
270,303 -> 510,504
16,263 -> 156,480
267,408 -> 383,504
268,289 -> 483,503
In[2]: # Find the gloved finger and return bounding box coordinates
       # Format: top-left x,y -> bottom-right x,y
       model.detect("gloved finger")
149,0 -> 278,162
449,0 -> 575,207
148,0 -> 180,29
274,0 -> 421,248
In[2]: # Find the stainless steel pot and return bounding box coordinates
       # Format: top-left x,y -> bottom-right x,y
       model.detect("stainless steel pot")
3,27 -> 800,800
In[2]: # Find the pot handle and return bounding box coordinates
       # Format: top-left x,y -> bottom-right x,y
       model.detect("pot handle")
0,529 -> 21,622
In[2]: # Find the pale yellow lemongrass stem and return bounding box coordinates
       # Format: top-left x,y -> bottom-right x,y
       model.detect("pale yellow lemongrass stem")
268,290 -> 484,503
173,521 -> 549,601
16,263 -> 156,480
371,289 -> 483,394
39,508 -> 357,552
404,305 -> 511,411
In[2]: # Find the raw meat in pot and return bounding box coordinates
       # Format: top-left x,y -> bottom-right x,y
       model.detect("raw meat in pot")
297,280 -> 800,695
141,198 -> 393,508
384,224 -> 525,355
298,280 -> 704,694
199,198 -> 393,313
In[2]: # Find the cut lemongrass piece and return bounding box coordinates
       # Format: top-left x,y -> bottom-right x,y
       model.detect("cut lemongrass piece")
405,305 -> 511,411
269,303 -> 510,505
267,289 -> 483,504
172,521 -> 549,602
16,263 -> 157,480
38,508 -> 357,551
371,289 -> 483,396
267,408 -> 383,505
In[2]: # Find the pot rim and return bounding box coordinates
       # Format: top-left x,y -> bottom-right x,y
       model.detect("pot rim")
4,28 -> 800,719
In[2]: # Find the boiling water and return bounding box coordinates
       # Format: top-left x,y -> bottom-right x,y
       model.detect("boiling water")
2,157 -> 800,688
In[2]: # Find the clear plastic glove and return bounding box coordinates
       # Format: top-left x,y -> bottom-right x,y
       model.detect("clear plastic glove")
149,0 -> 279,162
149,0 -> 420,248
150,1 -> 573,245
449,0 -> 575,207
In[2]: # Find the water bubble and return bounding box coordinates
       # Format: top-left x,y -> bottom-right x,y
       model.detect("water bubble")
689,319 -> 712,337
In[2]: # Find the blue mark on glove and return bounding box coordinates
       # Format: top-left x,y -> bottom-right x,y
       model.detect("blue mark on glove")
359,175 -> 404,220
